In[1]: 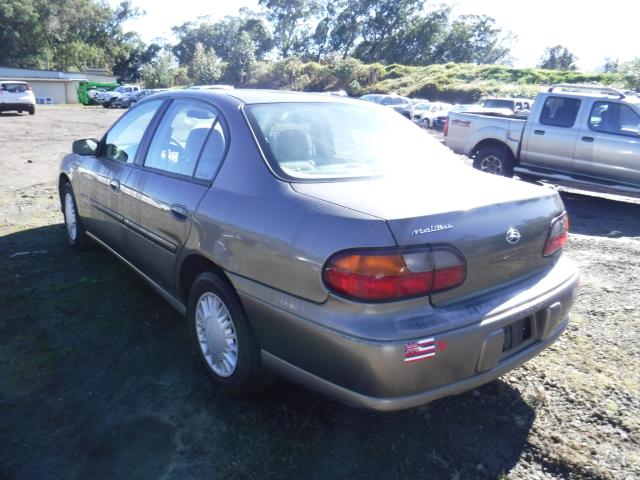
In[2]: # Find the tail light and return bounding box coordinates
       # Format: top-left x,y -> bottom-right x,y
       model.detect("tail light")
543,212 -> 569,256
323,246 -> 466,302
443,117 -> 449,136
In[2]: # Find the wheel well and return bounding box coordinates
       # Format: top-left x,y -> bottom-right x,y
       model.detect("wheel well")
58,173 -> 70,203
471,139 -> 516,164
179,254 -> 230,303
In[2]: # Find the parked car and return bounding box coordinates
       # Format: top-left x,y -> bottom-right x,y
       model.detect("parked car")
96,85 -> 142,108
360,93 -> 412,107
59,90 -> 579,411
434,104 -> 477,131
413,102 -> 453,128
113,89 -> 161,109
445,84 -> 640,197
360,93 -> 414,119
0,81 -> 36,115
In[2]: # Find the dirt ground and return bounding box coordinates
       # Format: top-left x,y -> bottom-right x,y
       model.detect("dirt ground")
1,106 -> 639,480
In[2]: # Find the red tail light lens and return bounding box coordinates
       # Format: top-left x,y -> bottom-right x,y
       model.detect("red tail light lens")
543,212 -> 569,256
323,247 -> 466,301
443,117 -> 449,136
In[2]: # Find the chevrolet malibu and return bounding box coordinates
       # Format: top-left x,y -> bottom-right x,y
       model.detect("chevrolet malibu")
59,90 -> 579,411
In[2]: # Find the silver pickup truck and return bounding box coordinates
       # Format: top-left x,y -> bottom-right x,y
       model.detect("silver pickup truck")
444,84 -> 640,197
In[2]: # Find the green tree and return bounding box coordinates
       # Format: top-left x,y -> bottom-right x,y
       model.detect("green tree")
227,32 -> 257,85
172,10 -> 272,66
187,43 -> 224,85
258,0 -> 321,57
619,58 -> 640,90
434,15 -> 512,65
603,57 -> 619,74
0,0 -> 141,71
539,45 -> 578,71
141,51 -> 178,88
112,40 -> 162,83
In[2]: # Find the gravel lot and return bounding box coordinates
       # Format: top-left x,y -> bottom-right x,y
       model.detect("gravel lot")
1,106 -> 638,480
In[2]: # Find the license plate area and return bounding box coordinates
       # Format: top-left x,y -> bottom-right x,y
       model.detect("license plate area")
501,316 -> 536,357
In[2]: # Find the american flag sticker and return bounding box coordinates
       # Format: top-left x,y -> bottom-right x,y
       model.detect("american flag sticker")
403,338 -> 447,363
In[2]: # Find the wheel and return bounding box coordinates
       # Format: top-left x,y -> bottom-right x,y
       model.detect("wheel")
61,182 -> 91,250
28,105 -> 35,115
420,118 -> 430,129
188,272 -> 264,395
107,99 -> 116,109
473,145 -> 514,177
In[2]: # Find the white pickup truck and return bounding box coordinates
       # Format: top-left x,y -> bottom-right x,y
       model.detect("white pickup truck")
444,84 -> 640,197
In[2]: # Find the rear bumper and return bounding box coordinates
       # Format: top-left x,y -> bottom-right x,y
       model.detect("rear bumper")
232,257 -> 579,411
0,102 -> 34,111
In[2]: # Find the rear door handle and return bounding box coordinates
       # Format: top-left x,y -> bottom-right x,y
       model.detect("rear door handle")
534,129 -> 546,135
170,204 -> 188,222
581,136 -> 594,142
109,179 -> 120,192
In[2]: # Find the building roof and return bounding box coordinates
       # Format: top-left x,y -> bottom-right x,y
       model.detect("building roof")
0,66 -> 88,81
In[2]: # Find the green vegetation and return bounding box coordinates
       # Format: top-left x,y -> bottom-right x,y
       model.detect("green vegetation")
246,59 -> 616,102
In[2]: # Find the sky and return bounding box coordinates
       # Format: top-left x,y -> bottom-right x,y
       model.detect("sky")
110,0 -> 638,71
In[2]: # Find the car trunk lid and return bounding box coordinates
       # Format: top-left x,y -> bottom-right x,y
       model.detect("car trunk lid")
292,166 -> 564,306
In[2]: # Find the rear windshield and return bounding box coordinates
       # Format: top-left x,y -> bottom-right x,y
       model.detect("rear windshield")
245,102 -> 450,181
483,99 -> 514,110
1,83 -> 28,93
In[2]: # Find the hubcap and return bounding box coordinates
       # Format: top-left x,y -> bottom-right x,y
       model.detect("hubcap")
479,155 -> 504,175
64,192 -> 77,240
195,292 -> 238,377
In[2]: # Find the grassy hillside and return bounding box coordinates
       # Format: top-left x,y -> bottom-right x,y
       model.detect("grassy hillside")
246,58 -> 616,102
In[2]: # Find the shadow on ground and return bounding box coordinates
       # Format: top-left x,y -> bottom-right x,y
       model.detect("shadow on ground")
0,224 -> 562,480
560,192 -> 640,238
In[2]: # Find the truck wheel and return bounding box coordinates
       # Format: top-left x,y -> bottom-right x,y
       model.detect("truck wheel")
474,145 -> 514,177
28,105 -> 35,115
107,99 -> 116,109
188,272 -> 265,395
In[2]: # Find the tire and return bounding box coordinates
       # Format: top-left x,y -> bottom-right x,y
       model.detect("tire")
473,145 -> 514,177
28,106 -> 35,115
107,99 -> 116,109
421,118 -> 430,129
188,272 -> 264,395
61,182 -> 91,250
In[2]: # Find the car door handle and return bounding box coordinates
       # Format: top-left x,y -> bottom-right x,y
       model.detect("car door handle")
170,204 -> 188,222
581,136 -> 594,142
109,179 -> 120,192
534,129 -> 546,135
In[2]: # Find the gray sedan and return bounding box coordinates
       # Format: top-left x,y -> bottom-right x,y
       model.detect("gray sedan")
59,90 -> 579,411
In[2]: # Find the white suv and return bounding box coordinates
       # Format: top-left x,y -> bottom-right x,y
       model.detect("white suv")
0,81 -> 36,115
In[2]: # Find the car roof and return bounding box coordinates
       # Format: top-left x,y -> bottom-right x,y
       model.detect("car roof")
153,88 -> 362,106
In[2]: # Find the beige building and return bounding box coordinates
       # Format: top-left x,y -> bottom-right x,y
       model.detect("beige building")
0,66 -> 118,104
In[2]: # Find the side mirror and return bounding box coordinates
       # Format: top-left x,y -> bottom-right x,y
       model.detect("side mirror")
72,138 -> 98,156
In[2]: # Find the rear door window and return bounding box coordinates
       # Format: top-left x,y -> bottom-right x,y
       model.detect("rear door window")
144,99 -> 220,178
100,100 -> 163,163
589,101 -> 640,137
540,96 -> 581,128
